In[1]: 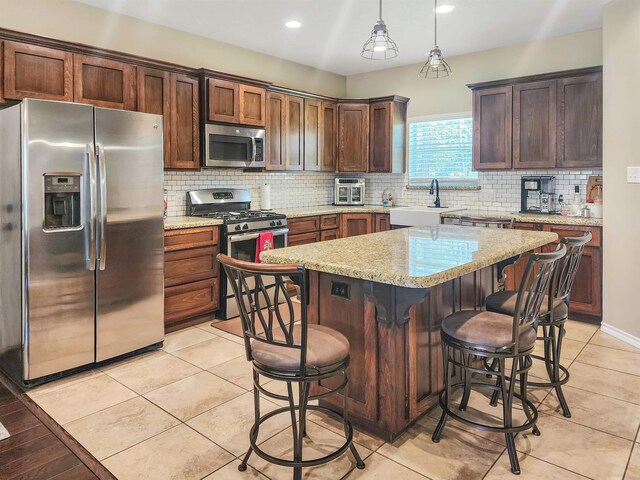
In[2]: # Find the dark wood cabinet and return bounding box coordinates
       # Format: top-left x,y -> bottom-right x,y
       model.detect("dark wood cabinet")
239,84 -> 266,126
338,103 -> 369,173
321,102 -> 338,171
320,229 -> 340,241
207,78 -> 238,123
266,91 -> 286,171
73,54 -> 136,109
374,213 -> 391,232
169,73 -> 200,170
288,216 -> 321,235
3,41 -> 73,101
286,95 -> 304,171
513,80 -> 557,169
369,99 -> 407,173
164,226 -> 220,332
557,73 -> 602,168
341,213 -> 373,238
320,214 -> 339,231
137,67 -> 171,168
472,86 -> 513,170
304,99 -> 321,171
288,231 -> 320,246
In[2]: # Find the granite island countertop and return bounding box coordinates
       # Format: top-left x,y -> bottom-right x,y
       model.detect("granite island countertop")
261,225 -> 558,288
440,209 -> 602,227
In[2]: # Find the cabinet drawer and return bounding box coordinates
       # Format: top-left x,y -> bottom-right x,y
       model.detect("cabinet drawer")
543,224 -> 601,247
320,214 -> 339,230
164,226 -> 219,252
288,232 -> 320,246
164,278 -> 219,323
320,229 -> 340,241
513,222 -> 541,231
288,216 -> 320,235
164,247 -> 219,287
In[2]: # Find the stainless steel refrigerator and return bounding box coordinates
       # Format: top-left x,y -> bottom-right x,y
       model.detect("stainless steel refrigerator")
0,99 -> 165,385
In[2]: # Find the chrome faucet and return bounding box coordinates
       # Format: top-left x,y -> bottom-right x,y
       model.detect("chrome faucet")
429,178 -> 441,208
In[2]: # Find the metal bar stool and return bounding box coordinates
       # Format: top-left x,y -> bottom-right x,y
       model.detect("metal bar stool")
218,254 -> 365,480
485,232 -> 592,417
456,215 -> 515,229
432,245 -> 566,475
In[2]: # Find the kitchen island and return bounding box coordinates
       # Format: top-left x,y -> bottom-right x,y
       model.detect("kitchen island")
261,225 -> 557,440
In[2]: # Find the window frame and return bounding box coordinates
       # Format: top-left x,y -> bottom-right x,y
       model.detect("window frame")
408,111 -> 477,186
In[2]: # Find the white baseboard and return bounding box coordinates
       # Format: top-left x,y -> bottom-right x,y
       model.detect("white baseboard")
600,322 -> 640,350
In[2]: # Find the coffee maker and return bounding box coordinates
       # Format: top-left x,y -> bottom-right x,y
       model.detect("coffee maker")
520,175 -> 558,214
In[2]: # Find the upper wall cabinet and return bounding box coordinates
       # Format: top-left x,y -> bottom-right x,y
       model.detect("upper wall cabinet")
320,101 -> 338,172
137,67 -> 171,168
207,78 -> 266,126
285,95 -> 305,171
304,98 -> 322,171
3,41 -> 73,102
470,67 -> 602,171
337,103 -> 369,173
266,91 -> 287,171
369,98 -> 407,174
169,73 -> 200,170
74,54 -> 136,110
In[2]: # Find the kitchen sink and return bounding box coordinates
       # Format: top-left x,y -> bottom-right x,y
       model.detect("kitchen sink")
390,206 -> 466,227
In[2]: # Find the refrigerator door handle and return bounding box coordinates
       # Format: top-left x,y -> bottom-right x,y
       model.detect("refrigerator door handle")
97,144 -> 107,271
86,143 -> 97,271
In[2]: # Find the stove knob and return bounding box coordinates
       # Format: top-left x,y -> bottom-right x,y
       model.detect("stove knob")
270,221 -> 276,227
276,220 -> 282,226
242,223 -> 249,230
235,225 -> 241,231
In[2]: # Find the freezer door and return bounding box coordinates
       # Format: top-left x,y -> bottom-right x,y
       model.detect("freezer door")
94,108 -> 164,361
23,99 -> 96,380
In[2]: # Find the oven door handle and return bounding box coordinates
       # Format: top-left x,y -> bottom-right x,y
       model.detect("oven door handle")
228,228 -> 289,243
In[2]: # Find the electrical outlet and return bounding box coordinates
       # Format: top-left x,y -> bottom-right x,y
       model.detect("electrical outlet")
627,166 -> 640,184
330,281 -> 350,299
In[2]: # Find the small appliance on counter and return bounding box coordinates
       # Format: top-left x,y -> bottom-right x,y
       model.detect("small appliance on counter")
520,175 -> 559,214
335,177 -> 365,206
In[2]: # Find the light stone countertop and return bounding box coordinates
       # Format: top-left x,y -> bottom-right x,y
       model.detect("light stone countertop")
440,210 -> 603,227
280,205 -> 393,218
164,216 -> 224,230
260,225 -> 558,289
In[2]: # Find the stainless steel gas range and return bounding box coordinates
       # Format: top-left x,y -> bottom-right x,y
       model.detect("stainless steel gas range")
186,188 -> 288,319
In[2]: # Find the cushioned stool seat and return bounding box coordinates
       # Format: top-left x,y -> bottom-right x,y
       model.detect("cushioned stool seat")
252,324 -> 350,372
485,291 -> 568,320
441,310 -> 537,350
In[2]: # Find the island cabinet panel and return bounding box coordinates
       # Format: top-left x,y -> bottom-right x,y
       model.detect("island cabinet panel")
3,41 -> 73,101
169,73 -> 200,170
304,99 -> 322,171
73,54 -> 136,110
338,103 -> 369,172
374,213 -> 390,232
472,86 -> 513,170
137,67 -> 171,168
341,213 -> 373,238
557,73 -> 603,168
265,92 -> 286,170
164,226 -> 220,332
207,78 -> 238,123
238,84 -> 266,127
513,80 -> 557,170
285,95 -> 305,171
320,101 -> 338,171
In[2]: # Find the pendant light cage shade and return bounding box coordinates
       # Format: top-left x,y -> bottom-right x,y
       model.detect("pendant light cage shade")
361,20 -> 399,60
419,46 -> 452,78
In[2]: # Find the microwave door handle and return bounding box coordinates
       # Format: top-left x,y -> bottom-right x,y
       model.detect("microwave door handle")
97,144 -> 107,271
250,136 -> 257,164
86,143 -> 97,271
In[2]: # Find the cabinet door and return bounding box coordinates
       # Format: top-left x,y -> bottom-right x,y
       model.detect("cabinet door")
566,246 -> 602,316
338,103 -> 370,173
513,80 -> 557,169
73,54 -> 136,109
288,232 -> 320,246
472,86 -> 512,170
503,222 -> 542,291
164,278 -> 219,325
304,99 -> 322,171
369,101 -> 392,173
321,101 -> 338,171
374,213 -> 390,232
137,67 -> 171,169
164,246 -> 220,288
288,216 -> 320,235
320,229 -> 340,241
341,214 -> 373,238
208,78 -> 239,123
169,73 -> 200,170
239,84 -> 266,126
266,92 -> 286,170
3,41 -> 73,101
285,95 -> 304,171
557,73 -> 602,168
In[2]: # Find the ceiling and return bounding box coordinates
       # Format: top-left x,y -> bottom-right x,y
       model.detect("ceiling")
75,0 -> 608,76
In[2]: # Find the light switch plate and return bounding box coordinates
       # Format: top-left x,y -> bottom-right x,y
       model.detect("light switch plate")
628,166 -> 640,184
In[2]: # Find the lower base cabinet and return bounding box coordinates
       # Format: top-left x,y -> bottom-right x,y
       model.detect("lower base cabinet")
286,212 -> 389,245
341,214 -> 373,238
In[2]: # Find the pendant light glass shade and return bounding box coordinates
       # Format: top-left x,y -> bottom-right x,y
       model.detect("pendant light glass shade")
361,0 -> 398,60
419,0 -> 451,78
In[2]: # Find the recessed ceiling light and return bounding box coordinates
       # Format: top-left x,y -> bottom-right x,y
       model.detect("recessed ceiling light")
435,4 -> 455,14
285,20 -> 302,29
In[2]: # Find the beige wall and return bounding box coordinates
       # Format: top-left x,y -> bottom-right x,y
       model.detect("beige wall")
0,0 -> 347,97
347,29 -> 603,118
602,0 -> 640,340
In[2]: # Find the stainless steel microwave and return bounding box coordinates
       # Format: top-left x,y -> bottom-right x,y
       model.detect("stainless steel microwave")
204,124 -> 265,168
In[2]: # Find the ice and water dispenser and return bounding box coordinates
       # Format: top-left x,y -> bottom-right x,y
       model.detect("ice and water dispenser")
43,174 -> 81,230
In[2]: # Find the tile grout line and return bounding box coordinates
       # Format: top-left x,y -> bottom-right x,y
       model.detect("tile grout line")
622,424 -> 640,480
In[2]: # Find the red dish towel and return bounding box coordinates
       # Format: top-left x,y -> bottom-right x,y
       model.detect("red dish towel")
255,231 -> 275,263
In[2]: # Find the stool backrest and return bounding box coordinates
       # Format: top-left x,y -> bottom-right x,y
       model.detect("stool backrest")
512,244 -> 566,350
552,232 -> 592,303
217,254 -> 308,369
456,216 -> 514,229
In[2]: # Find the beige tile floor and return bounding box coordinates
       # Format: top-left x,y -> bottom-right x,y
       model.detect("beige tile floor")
26,319 -> 640,480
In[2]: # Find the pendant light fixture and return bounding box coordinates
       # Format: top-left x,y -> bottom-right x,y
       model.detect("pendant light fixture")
419,0 -> 452,78
361,0 -> 398,60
